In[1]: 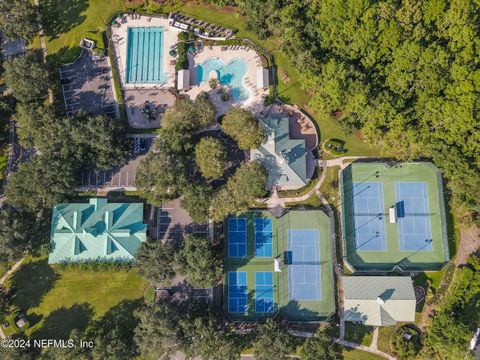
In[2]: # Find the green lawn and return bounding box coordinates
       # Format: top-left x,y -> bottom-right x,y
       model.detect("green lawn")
319,166 -> 340,205
38,0 -> 381,156
344,323 -> 374,346
6,256 -> 146,339
377,325 -> 397,354
343,348 -> 385,360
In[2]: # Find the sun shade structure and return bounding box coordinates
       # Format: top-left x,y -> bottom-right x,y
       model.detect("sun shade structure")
343,276 -> 416,326
177,69 -> 190,90
49,198 -> 147,264
256,66 -> 269,89
251,117 -> 307,190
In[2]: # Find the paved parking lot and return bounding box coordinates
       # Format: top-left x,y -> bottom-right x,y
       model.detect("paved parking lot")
78,136 -> 153,189
157,198 -> 208,244
60,50 -> 117,118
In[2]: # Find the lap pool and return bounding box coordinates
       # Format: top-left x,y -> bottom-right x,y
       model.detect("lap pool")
126,27 -> 167,84
197,57 -> 251,102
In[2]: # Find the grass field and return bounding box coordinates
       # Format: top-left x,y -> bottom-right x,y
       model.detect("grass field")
377,325 -> 397,354
341,162 -> 450,271
38,0 -> 380,156
344,323 -> 373,346
319,166 -> 340,205
6,256 -> 146,339
343,348 -> 384,360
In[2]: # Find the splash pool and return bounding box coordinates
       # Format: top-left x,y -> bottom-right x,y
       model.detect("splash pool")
197,57 -> 251,101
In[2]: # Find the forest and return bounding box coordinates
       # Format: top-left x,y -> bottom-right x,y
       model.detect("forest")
222,0 -> 479,224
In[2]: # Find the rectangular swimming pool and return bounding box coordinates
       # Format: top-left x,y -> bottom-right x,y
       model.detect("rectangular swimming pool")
126,27 -> 167,84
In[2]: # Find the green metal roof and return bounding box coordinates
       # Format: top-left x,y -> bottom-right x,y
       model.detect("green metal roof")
49,198 -> 147,264
250,117 -> 307,189
343,276 -> 416,326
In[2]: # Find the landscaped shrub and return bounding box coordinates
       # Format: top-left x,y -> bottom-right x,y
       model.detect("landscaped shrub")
324,138 -> 346,156
209,78 -> 218,89
391,326 -> 421,360
178,31 -> 194,42
57,260 -> 132,272
175,43 -> 189,71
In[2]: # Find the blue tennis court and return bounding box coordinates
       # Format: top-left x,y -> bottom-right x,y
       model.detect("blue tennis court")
288,229 -> 321,301
352,182 -> 387,251
395,182 -> 432,251
228,218 -> 247,258
255,272 -> 274,313
254,218 -> 273,257
228,272 -> 247,313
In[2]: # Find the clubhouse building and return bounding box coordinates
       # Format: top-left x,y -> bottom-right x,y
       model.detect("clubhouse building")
48,198 -> 147,264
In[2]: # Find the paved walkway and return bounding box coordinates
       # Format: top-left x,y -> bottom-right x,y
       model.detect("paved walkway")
0,257 -> 26,339
262,156 -> 370,208
34,0 -> 53,104
319,194 -> 346,341
337,338 -> 394,360
370,326 -> 379,352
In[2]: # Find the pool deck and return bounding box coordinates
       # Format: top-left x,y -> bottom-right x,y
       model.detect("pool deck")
184,46 -> 269,118
111,15 -> 180,89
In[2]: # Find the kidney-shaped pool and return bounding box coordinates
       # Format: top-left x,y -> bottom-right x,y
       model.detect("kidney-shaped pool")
197,57 -> 251,102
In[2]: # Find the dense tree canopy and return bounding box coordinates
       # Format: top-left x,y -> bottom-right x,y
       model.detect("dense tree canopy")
135,140 -> 188,206
135,302 -> 243,360
3,51 -> 48,103
211,161 -> 267,221
0,0 -> 39,42
195,137 -> 227,179
134,304 -> 180,360
425,255 -> 480,359
299,332 -> 343,360
181,183 -> 212,223
136,94 -> 216,206
0,286 -> 10,322
161,92 -> 216,133
174,234 -> 222,288
391,326 -> 421,360
0,208 -> 38,263
233,0 -> 480,223
45,329 -> 91,360
253,318 -> 293,360
13,105 -> 126,170
5,154 -> 76,212
178,305 -> 244,360
222,107 -> 265,150
135,240 -> 175,287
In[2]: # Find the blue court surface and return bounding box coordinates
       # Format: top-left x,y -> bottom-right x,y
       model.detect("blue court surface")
228,272 -> 247,313
228,218 -> 247,258
255,272 -> 274,313
395,182 -> 432,251
352,182 -> 387,251
288,230 -> 321,301
254,218 -> 273,257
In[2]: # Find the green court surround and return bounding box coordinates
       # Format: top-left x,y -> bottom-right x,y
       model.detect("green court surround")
223,210 -> 335,322
341,162 -> 449,272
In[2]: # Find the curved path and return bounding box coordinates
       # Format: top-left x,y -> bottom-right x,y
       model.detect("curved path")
0,257 -> 26,339
262,156 -> 372,208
